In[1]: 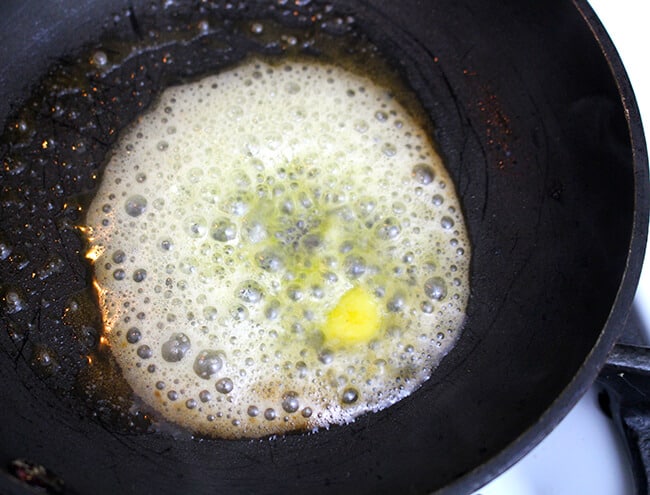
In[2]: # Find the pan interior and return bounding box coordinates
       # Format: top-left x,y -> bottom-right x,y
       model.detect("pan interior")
0,0 -> 637,494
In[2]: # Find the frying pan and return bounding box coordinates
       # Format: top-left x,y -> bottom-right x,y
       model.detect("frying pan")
0,0 -> 647,494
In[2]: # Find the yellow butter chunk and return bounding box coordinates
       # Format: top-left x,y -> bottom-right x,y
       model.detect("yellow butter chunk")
324,287 -> 381,346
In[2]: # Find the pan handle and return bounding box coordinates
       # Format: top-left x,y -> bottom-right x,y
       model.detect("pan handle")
599,343 -> 650,495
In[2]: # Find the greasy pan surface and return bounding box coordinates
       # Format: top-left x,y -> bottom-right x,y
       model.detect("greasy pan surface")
0,0 -> 647,494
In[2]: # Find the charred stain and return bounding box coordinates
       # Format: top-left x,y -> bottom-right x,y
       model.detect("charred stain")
477,90 -> 516,171
463,67 -> 517,172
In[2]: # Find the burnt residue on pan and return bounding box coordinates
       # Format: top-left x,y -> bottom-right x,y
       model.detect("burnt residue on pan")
0,0 -> 459,437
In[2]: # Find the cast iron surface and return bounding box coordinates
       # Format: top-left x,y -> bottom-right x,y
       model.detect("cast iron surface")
0,1 -> 647,494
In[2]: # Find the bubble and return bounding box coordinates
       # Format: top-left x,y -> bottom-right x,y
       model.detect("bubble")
243,136 -> 260,156
282,392 -> 300,413
264,408 -> 276,421
286,285 -> 303,301
198,19 -> 210,32
167,390 -> 178,401
186,216 -> 208,238
302,233 -> 321,250
280,199 -> 295,215
112,250 -> 126,264
0,241 -> 13,261
250,22 -> 264,34
441,216 -> 455,229
126,327 -> 142,344
187,167 -> 204,184
382,143 -> 397,157
243,221 -> 267,243
211,218 -> 237,242
161,333 -> 191,362
199,390 -> 212,402
375,110 -> 388,122
113,269 -> 126,281
424,277 -> 447,301
318,349 -> 334,365
247,405 -> 260,417
194,350 -> 224,379
237,280 -> 264,304
230,305 -> 249,321
354,120 -> 369,133
137,345 -> 153,359
387,293 -> 405,312
92,50 -> 108,67
222,195 -> 250,216
203,306 -> 218,321
301,407 -> 313,418
3,291 -> 24,314
341,388 -> 359,404
186,399 -> 197,409
432,194 -> 444,206
256,248 -> 283,272
392,202 -> 406,215
215,377 -> 234,394
125,195 -> 147,217
412,164 -> 435,185
344,255 -> 366,279
296,361 -> 308,378
264,300 -> 281,320
357,197 -> 376,217
179,258 -> 196,275
339,241 -> 353,254
375,217 -> 401,240
298,192 -> 313,209
133,269 -> 147,282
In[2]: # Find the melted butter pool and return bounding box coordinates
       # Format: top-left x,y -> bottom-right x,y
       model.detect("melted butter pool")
84,58 -> 470,438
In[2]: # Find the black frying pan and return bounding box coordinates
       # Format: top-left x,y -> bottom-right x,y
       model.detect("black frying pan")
0,1 -> 647,494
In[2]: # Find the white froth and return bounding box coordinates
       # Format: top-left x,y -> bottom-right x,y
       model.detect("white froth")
85,59 -> 471,438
